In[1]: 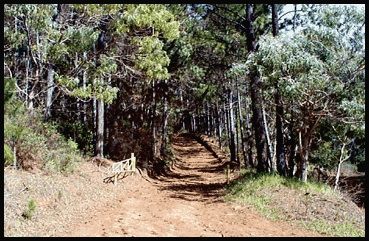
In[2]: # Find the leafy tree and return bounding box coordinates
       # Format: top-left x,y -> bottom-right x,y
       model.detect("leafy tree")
246,5 -> 364,181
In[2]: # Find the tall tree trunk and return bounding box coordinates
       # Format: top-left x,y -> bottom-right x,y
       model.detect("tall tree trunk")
297,110 -> 321,181
180,88 -> 185,130
96,98 -> 104,157
104,75 -> 112,157
224,103 -> 230,148
28,70 -> 36,114
334,141 -> 351,191
206,102 -> 211,135
192,113 -> 196,133
202,107 -> 206,134
160,79 -> 168,156
229,87 -> 236,163
14,17 -> 21,101
216,101 -> 222,149
298,127 -> 311,182
196,109 -> 200,133
28,30 -> 41,115
212,107 -> 216,136
262,107 -> 274,172
74,53 -> 80,121
275,84 -> 287,176
272,4 -> 287,176
271,4 -> 279,36
185,98 -> 190,132
235,98 -> 240,166
237,87 -> 246,167
245,97 -> 254,168
93,46 -> 97,155
287,110 -> 297,177
14,17 -> 18,82
93,101 -> 97,153
25,51 -> 30,107
298,132 -> 308,182
45,64 -> 55,120
245,4 -> 268,172
203,104 -> 207,135
151,80 -> 157,159
82,52 -> 87,123
105,103 -> 109,155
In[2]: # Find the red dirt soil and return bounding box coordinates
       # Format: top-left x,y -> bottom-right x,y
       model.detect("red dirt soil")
60,134 -> 320,237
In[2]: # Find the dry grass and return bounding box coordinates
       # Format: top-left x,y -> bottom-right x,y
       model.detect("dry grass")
4,161 -> 137,237
225,170 -> 365,237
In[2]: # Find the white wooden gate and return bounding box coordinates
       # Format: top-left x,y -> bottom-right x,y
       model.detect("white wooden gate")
108,153 -> 136,185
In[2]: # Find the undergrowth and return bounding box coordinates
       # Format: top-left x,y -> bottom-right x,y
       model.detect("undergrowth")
4,78 -> 83,173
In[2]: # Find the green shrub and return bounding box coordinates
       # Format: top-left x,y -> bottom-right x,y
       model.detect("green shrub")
4,77 -> 16,104
310,141 -> 339,169
22,199 -> 37,220
56,121 -> 94,155
42,136 -> 82,173
4,143 -> 14,166
4,97 -> 83,173
4,113 -> 26,145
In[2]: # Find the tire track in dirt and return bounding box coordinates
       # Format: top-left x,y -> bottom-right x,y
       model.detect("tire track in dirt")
60,134 -> 319,237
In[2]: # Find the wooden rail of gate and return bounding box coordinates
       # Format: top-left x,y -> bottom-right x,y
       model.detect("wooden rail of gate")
110,153 -> 136,185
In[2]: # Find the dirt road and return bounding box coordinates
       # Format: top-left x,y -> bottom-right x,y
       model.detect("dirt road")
61,134 -> 318,237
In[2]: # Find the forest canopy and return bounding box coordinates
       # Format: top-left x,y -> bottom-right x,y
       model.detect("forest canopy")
4,4 -> 365,181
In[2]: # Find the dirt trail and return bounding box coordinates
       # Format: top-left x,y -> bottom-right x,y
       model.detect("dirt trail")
61,134 -> 319,237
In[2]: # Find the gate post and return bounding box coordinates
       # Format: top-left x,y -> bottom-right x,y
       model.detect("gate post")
131,153 -> 136,172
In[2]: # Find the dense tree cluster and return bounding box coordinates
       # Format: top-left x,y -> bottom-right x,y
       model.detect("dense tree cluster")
4,4 -> 365,181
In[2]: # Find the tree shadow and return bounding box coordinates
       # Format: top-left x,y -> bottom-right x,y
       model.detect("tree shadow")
185,133 -> 224,163
152,133 -> 232,203
159,181 -> 226,203
173,147 -> 204,156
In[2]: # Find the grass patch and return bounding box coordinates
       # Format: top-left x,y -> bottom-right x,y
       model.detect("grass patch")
302,219 -> 365,237
224,170 -> 284,220
280,176 -> 335,195
231,192 -> 280,220
225,169 -> 364,237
